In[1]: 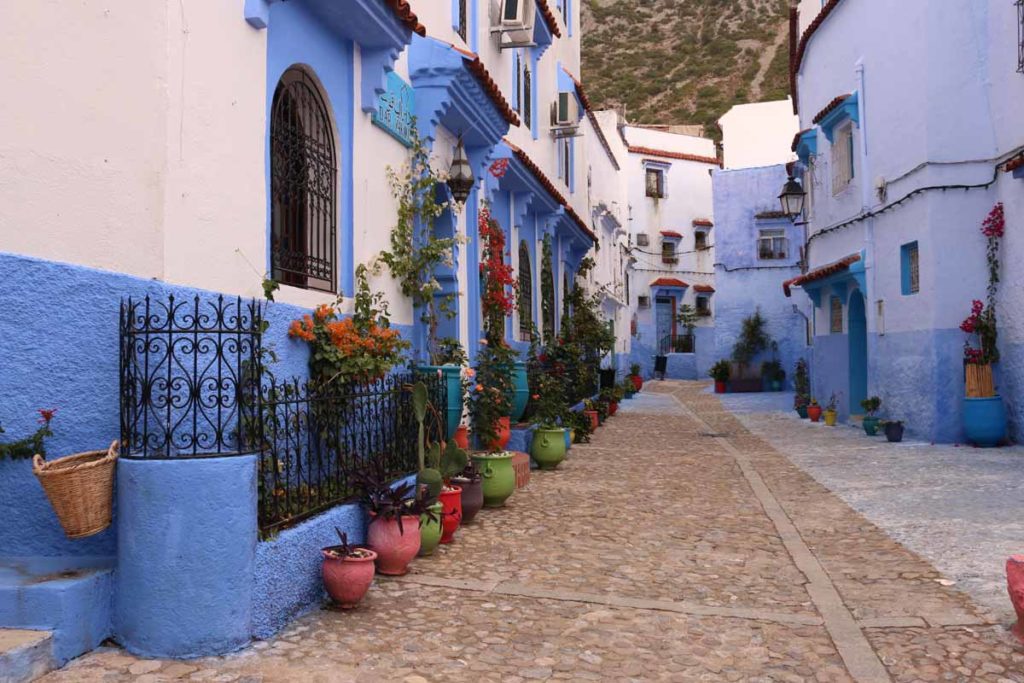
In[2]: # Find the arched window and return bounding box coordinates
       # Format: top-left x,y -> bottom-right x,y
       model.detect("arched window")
518,241 -> 532,341
270,67 -> 337,292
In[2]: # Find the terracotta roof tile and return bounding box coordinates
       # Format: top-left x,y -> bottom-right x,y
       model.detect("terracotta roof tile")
660,230 -> 683,238
692,218 -> 713,228
535,0 -> 563,38
694,284 -> 715,293
503,140 -> 596,243
562,68 -> 592,111
650,277 -> 689,288
791,128 -> 811,152
628,146 -> 721,167
384,0 -> 426,36
812,94 -> 852,125
1006,154 -> 1024,173
453,47 -> 521,127
783,253 -> 860,297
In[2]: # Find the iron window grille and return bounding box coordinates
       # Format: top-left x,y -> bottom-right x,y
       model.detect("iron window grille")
458,0 -> 468,42
661,241 -> 678,264
523,65 -> 532,128
660,334 -> 695,354
757,230 -> 789,260
645,168 -> 665,198
830,296 -> 843,333
120,295 -> 264,459
270,68 -> 338,293
518,241 -> 533,341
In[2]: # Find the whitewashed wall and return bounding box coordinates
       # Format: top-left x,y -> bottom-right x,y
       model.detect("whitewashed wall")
718,100 -> 798,170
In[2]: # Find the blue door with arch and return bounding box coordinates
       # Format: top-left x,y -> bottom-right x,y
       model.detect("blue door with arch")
848,289 -> 867,413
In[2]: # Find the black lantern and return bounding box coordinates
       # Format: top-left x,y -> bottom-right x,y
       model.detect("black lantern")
778,175 -> 806,220
447,138 -> 474,204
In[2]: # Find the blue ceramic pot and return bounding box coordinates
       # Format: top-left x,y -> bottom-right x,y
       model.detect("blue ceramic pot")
511,361 -> 529,423
963,396 -> 1007,447
418,365 -> 463,438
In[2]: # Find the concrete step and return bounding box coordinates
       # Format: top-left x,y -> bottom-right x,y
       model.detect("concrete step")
0,629 -> 53,683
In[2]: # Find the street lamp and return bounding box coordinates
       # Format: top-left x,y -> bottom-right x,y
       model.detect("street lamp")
778,175 -> 806,220
446,137 -> 474,204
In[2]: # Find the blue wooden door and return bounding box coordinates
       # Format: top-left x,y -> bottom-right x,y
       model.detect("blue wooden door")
848,290 -> 867,413
655,297 -> 673,354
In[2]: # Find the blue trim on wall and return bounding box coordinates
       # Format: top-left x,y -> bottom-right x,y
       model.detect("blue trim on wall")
795,129 -> 818,164
820,91 -> 860,143
900,241 -> 918,295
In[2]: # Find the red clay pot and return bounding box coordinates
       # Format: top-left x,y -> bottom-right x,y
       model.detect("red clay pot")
453,425 -> 470,449
366,513 -> 420,576
487,416 -> 511,451
439,485 -> 462,544
584,410 -> 599,430
511,451 -> 531,489
608,401 -> 618,416
1008,555 -> 1024,643
714,380 -> 726,393
630,375 -> 643,392
807,405 -> 823,422
321,548 -> 377,608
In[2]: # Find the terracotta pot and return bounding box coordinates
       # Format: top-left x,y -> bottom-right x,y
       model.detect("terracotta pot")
1006,555 -> 1024,643
511,451 -> 531,488
453,425 -> 470,449
584,410 -> 599,430
714,380 -> 726,394
367,513 -> 420,576
453,476 -> 483,524
487,416 -> 512,451
439,485 -> 462,544
322,548 -> 377,608
608,401 -> 618,416
807,405 -> 822,422
630,375 -> 643,392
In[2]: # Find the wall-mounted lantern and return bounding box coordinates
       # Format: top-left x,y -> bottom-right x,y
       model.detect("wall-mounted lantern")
778,175 -> 806,221
446,138 -> 474,204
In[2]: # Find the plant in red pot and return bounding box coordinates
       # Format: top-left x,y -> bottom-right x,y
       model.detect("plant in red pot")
322,528 -> 377,608
582,399 -> 599,431
629,363 -> 643,392
357,472 -> 421,576
709,360 -> 729,393
806,398 -> 822,423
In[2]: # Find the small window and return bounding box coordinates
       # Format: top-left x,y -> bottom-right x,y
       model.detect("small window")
696,295 -> 711,317
757,229 -> 788,260
830,296 -> 843,334
518,241 -> 533,340
557,137 -> 572,188
694,230 -> 708,250
832,123 -> 855,195
522,62 -> 532,129
802,163 -> 815,219
645,168 -> 665,198
901,241 -> 920,295
457,0 -> 468,41
503,0 -> 521,22
661,240 -> 677,264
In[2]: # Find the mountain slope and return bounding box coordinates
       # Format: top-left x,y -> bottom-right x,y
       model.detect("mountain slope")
581,0 -> 792,138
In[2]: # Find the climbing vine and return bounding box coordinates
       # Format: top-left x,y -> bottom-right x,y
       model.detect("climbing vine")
961,203 -> 1004,365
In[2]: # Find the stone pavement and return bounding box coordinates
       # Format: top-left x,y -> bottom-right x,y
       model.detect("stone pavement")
41,381 -> 1024,682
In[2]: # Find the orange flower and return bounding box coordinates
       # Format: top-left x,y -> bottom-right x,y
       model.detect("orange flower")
287,317 -> 315,342
475,384 -> 484,392
314,304 -> 333,322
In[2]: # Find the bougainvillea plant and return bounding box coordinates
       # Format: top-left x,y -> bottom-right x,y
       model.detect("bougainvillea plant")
961,203 -> 1004,365
288,264 -> 410,384
0,409 -> 56,461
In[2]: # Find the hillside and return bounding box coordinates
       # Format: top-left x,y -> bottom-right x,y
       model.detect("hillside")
581,0 -> 792,138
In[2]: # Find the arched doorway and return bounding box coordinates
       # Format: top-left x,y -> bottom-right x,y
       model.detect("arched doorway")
848,289 -> 867,413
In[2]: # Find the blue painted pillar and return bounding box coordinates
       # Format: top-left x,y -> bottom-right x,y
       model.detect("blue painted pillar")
116,455 -> 257,658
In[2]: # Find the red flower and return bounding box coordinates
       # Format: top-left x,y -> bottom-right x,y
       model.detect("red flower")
38,408 -> 57,424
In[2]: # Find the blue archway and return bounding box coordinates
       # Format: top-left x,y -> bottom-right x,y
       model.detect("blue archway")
848,289 -> 867,414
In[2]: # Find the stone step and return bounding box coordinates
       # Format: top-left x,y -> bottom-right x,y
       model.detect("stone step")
0,629 -> 53,683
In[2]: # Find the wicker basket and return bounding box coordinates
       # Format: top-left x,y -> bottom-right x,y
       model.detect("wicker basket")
33,441 -> 118,539
966,363 -> 995,398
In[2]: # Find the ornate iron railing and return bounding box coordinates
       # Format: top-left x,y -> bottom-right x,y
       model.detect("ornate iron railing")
659,334 -> 695,355
119,295 -> 264,459
257,373 -> 446,535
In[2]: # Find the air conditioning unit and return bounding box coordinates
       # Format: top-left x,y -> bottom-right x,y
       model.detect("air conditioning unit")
550,92 -> 580,137
636,233 -> 649,247
491,0 -> 535,48
638,295 -> 651,309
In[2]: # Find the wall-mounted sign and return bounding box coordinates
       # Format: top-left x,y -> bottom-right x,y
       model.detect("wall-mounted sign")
372,72 -> 415,147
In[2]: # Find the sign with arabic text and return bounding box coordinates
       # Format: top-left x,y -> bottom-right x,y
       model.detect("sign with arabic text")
372,72 -> 415,147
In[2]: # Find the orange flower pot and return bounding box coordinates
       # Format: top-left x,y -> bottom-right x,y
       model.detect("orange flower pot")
439,486 -> 462,544
584,410 -> 599,430
630,375 -> 643,392
807,405 -> 822,422
608,401 -> 618,416
487,416 -> 511,451
453,425 -> 469,449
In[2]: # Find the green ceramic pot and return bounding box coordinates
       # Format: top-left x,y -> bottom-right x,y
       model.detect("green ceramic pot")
863,416 -> 880,436
531,428 -> 567,470
471,452 -> 516,508
418,503 -> 443,556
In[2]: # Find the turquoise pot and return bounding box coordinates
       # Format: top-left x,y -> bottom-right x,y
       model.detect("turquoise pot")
418,365 -> 463,438
510,361 -> 529,423
963,396 -> 1007,447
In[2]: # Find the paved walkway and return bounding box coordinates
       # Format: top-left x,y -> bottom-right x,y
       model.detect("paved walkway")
43,381 -> 1024,682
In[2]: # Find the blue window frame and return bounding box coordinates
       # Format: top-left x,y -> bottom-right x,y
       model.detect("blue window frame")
901,241 -> 919,295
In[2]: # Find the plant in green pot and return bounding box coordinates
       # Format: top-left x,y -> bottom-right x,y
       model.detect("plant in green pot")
529,370 -> 569,470
860,396 -> 882,435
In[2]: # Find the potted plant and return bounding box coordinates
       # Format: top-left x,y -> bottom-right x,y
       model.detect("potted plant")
793,359 -> 810,417
357,473 -> 421,576
730,309 -> 773,392
807,398 -> 822,422
322,529 -> 377,608
709,360 -> 730,393
599,386 -> 622,416
824,393 -> 839,426
883,419 -> 904,443
623,378 -> 636,400
529,370 -> 568,470
761,360 -> 784,391
417,500 -> 444,557
582,399 -> 599,430
451,462 -> 483,524
860,396 -> 882,435
794,394 -> 809,419
629,363 -> 643,392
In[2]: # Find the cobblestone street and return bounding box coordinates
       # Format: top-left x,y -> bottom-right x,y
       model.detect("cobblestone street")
42,381 -> 1024,682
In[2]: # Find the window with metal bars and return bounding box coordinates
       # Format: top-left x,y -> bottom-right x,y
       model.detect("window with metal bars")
518,241 -> 533,340
523,64 -> 532,128
458,0 -> 468,42
901,241 -> 919,295
830,296 -> 843,334
270,67 -> 337,292
645,168 -> 665,198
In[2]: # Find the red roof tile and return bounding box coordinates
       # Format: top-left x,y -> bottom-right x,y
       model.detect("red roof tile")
562,68 -> 592,111
692,218 -> 713,228
650,277 -> 689,288
628,146 -> 721,167
783,253 -> 860,297
452,47 -> 521,127
503,140 -> 597,243
535,0 -> 563,38
660,230 -> 683,238
384,0 -> 426,36
1006,154 -> 1024,173
812,94 -> 852,125
791,128 -> 811,152
694,284 -> 715,293
791,0 -> 847,113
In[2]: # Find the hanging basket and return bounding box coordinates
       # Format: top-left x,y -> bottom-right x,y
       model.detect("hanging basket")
33,441 -> 118,539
